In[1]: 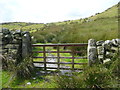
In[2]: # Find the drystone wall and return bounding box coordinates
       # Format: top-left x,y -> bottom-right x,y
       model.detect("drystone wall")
1,28 -> 32,66
88,39 -> 120,66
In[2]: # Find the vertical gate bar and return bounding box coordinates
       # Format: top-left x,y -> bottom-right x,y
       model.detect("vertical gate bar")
72,46 -> 74,70
43,46 -> 46,72
57,45 -> 60,70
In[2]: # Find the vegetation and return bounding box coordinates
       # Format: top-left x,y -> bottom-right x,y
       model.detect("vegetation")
1,4 -> 118,44
2,55 -> 120,88
2,70 -> 57,88
54,55 -> 120,88
1,3 -> 119,89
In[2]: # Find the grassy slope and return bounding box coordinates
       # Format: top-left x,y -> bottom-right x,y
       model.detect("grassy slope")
31,4 -> 118,43
1,4 -> 118,43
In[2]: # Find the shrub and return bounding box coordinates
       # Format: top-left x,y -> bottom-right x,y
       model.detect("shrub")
54,74 -> 84,88
109,55 -> 120,87
104,54 -> 120,78
55,65 -> 117,88
2,54 -> 16,71
15,57 -> 35,79
83,65 -> 116,88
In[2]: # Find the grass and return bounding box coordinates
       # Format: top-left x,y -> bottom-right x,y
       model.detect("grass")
2,56 -> 119,88
2,70 -> 57,88
1,4 -> 118,44
2,71 -> 14,88
10,76 -> 57,88
1,3 -> 119,88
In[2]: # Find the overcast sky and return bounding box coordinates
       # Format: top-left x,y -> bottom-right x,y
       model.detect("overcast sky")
0,0 -> 119,23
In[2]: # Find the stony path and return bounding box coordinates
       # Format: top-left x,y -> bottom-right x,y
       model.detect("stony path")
33,53 -> 75,75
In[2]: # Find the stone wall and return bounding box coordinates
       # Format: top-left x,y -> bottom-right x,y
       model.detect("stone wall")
88,39 -> 120,66
1,28 -> 32,66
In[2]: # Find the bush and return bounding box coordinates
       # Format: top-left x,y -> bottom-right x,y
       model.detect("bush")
2,55 -> 35,79
109,56 -> 120,87
54,74 -> 84,88
83,65 -> 116,88
2,54 -> 16,71
55,65 -> 117,88
15,57 -> 35,79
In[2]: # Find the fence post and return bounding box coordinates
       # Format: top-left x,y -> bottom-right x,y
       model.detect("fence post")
88,39 -> 98,66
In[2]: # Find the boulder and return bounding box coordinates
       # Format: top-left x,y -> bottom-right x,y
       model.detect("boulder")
96,40 -> 104,46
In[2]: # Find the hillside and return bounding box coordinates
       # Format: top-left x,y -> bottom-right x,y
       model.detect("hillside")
1,4 -> 119,43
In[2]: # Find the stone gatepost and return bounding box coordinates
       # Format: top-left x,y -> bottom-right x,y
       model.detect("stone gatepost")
22,31 -> 32,59
88,39 -> 98,66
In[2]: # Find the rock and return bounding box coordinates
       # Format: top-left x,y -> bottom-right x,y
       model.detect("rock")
105,51 -> 115,58
102,40 -> 112,51
97,46 -> 104,55
2,28 -> 10,34
111,39 -> 120,47
32,77 -> 36,80
104,59 -> 111,63
88,39 -> 96,46
27,82 -> 31,85
98,55 -> 104,59
96,40 -> 104,46
111,46 -> 119,52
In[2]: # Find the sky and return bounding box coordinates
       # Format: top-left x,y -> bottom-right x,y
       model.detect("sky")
0,0 -> 119,23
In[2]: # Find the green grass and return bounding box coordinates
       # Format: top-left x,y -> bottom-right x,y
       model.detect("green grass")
2,56 -> 119,88
10,76 -> 57,88
2,70 -> 57,88
2,71 -> 14,88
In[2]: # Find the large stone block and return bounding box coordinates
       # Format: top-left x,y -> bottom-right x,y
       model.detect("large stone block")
111,39 -> 120,46
105,51 -> 116,58
98,55 -> 104,59
111,46 -> 119,52
103,58 -> 111,63
97,46 -> 104,55
96,40 -> 104,46
5,44 -> 14,48
102,40 -> 112,51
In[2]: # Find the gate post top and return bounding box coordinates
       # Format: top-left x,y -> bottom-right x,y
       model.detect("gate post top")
88,39 -> 96,46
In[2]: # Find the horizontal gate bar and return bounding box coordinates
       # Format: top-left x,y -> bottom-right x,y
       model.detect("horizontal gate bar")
34,67 -> 83,70
33,56 -> 87,59
32,51 -> 83,53
32,43 -> 88,47
33,61 -> 88,65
